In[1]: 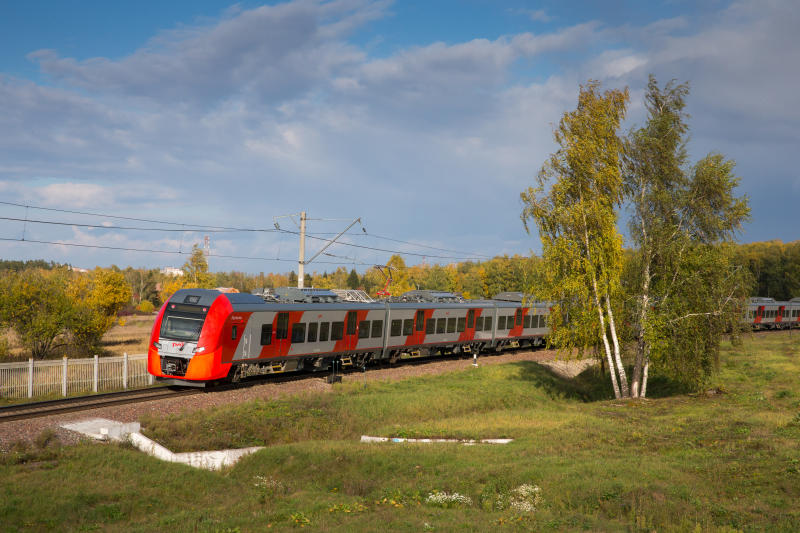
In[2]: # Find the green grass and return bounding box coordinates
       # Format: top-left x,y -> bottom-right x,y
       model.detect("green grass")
2,332 -> 799,531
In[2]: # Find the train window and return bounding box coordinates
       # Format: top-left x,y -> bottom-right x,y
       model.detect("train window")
260,324 -> 272,345
475,316 -> 483,331
291,323 -> 306,343
426,316 -> 436,334
467,309 -> 475,329
403,319 -> 413,336
346,311 -> 357,336
391,319 -> 402,337
416,310 -> 425,332
484,316 -> 492,331
276,313 -> 289,340
371,320 -> 383,338
359,320 -> 370,339
498,316 -> 506,330
447,317 -> 456,333
319,322 -> 330,342
436,318 -> 446,334
231,325 -> 237,340
457,317 -> 465,332
516,310 -> 522,327
307,323 -> 318,343
524,315 -> 531,328
331,321 -> 344,341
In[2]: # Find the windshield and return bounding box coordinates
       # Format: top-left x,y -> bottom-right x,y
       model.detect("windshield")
161,314 -> 204,342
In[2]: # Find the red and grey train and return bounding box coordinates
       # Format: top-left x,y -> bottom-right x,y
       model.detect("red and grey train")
744,297 -> 800,330
148,288 -> 551,385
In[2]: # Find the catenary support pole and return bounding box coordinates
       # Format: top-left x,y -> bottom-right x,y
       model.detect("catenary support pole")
298,211 -> 306,288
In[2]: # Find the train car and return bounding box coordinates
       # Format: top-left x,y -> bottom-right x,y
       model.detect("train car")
745,297 -> 800,330
486,292 -> 550,350
148,287 -> 551,386
786,298 -> 800,328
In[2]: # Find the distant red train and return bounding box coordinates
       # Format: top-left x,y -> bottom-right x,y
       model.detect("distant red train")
148,288 -> 551,385
745,297 -> 800,330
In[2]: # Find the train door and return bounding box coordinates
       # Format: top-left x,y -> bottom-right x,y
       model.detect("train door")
241,326 -> 254,358
777,306 -> 785,327
754,306 -> 764,326
274,312 -> 290,355
344,310 -> 359,351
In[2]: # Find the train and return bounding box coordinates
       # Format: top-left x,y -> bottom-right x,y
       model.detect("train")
148,288 -> 551,385
147,288 -> 799,386
745,297 -> 800,330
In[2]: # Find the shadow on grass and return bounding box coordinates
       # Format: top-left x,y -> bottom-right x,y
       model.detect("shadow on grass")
512,361 -> 693,402
512,361 -> 613,402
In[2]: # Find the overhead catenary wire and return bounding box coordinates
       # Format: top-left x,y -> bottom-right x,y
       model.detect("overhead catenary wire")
0,236 -> 372,266
0,216 -> 257,233
0,200 -> 492,259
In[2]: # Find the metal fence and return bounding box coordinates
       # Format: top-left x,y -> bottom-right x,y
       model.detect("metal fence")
0,353 -> 154,399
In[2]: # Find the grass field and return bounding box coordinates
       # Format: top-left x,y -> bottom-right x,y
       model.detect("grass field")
2,332 -> 799,531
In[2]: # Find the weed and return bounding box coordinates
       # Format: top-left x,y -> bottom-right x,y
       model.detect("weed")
425,490 -> 473,508
290,511 -> 310,527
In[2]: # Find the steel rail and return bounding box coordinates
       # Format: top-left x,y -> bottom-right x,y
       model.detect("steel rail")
0,387 -> 200,423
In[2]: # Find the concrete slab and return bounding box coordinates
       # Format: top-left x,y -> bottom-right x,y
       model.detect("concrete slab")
360,435 -> 513,445
61,418 -> 141,441
61,418 -> 262,470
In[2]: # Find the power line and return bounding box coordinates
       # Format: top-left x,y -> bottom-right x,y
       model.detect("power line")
0,237 -> 372,266
0,199 -> 496,261
0,216 -> 261,233
275,228 -> 487,261
0,200 -> 262,232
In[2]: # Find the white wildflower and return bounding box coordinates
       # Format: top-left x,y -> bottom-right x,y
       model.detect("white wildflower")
425,491 -> 473,508
508,484 -> 542,513
253,475 -> 285,493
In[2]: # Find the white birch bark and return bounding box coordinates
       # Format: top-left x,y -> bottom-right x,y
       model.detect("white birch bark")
605,294 -> 629,397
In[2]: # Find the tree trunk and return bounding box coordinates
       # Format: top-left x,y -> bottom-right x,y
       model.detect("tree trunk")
590,275 -> 621,399
640,357 -> 650,398
605,294 -> 629,397
632,265 -> 650,398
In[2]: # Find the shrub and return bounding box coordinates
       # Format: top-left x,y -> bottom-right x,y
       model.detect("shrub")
136,300 -> 155,314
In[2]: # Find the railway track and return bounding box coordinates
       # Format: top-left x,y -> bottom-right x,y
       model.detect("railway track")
0,387 -> 201,423
0,346 -> 536,423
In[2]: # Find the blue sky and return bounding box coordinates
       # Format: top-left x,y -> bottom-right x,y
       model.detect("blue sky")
0,0 -> 797,274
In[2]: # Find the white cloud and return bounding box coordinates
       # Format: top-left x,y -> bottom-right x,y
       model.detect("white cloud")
35,183 -> 107,208
1,0 -> 798,269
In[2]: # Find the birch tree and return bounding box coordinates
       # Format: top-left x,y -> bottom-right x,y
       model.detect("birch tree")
521,80 -> 631,399
624,76 -> 751,396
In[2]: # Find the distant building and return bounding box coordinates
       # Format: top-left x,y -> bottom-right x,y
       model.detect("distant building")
160,267 -> 184,277
69,266 -> 89,273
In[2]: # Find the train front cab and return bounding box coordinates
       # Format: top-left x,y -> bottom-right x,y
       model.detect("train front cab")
148,289 -> 231,385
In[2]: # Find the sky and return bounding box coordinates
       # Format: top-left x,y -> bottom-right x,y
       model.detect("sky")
0,0 -> 797,275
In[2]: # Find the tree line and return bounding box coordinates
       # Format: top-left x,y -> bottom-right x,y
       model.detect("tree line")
1,240 -> 793,311
1,235 -> 791,362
